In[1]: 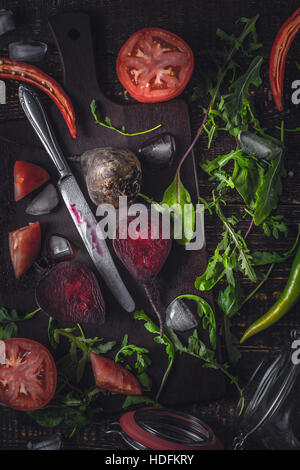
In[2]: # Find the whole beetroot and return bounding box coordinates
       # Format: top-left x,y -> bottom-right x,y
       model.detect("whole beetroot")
81,147 -> 142,208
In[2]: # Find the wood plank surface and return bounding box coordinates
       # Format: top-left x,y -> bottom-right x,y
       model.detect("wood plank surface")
0,0 -> 300,450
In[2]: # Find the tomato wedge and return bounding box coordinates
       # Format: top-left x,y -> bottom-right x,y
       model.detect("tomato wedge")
90,352 -> 142,395
14,161 -> 50,202
0,338 -> 57,411
9,222 -> 41,278
116,27 -> 194,103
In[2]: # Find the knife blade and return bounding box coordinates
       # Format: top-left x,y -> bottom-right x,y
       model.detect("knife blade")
18,84 -> 135,313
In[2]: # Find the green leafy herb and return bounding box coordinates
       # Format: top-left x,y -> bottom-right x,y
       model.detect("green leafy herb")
135,310 -> 243,401
134,311 -> 175,401
122,395 -> 159,409
200,136 -> 286,228
197,15 -> 263,146
91,100 -> 162,137
169,295 -> 216,349
262,215 -> 288,239
115,334 -> 152,391
27,383 -> 106,432
52,325 -> 116,382
0,306 -> 40,340
139,173 -> 196,245
253,146 -> 286,226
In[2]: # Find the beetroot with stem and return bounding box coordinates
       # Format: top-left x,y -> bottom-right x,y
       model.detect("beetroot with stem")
35,261 -> 105,325
113,212 -> 172,334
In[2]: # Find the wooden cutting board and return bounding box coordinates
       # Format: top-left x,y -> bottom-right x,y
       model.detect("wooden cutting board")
0,11 -> 226,409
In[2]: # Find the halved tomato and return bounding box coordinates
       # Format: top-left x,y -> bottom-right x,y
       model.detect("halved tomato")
116,27 -> 194,103
14,161 -> 50,202
9,222 -> 41,278
0,338 -> 57,411
90,352 -> 142,395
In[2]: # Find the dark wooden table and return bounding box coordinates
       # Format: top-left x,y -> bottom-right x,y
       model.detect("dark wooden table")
1,0 -> 300,451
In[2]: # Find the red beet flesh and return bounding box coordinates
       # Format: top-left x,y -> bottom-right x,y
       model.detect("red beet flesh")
113,214 -> 172,334
113,215 -> 172,283
36,261 -> 105,325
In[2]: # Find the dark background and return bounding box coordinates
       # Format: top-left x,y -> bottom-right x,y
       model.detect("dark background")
1,0 -> 300,450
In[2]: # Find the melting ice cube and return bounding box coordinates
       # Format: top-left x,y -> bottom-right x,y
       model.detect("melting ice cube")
8,40 -> 48,62
166,299 -> 198,332
26,184 -> 59,216
27,433 -> 62,450
0,81 -> 6,104
47,234 -> 77,262
0,10 -> 15,36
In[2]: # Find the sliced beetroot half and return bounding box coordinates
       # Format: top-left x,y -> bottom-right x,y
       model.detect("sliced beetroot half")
113,215 -> 172,283
113,213 -> 172,334
36,261 -> 105,325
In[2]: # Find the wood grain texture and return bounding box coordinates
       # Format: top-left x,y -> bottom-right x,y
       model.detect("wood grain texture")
0,0 -> 300,450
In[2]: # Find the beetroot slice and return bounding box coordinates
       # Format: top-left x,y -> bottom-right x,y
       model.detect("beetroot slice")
113,214 -> 172,335
113,215 -> 172,283
36,261 -> 105,325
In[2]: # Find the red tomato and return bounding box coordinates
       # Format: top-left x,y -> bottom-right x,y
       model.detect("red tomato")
90,352 -> 142,395
9,222 -> 41,278
14,161 -> 50,202
116,27 -> 194,103
0,338 -> 57,411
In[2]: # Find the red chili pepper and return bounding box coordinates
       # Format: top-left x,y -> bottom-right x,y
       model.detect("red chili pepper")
0,57 -> 77,138
269,7 -> 300,112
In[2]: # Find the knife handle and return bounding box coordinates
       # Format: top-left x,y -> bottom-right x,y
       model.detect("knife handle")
18,84 -> 71,180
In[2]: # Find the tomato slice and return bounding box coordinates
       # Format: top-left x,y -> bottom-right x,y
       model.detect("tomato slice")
116,27 -> 194,103
90,352 -> 142,395
14,161 -> 50,202
0,338 -> 57,411
9,222 -> 41,278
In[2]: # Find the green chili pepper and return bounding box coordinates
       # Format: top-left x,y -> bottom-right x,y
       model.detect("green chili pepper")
240,241 -> 300,343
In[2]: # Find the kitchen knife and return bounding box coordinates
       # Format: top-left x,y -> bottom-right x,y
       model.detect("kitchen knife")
18,84 -> 135,313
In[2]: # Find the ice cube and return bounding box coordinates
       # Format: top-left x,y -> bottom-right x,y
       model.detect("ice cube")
166,299 -> 198,332
0,10 -> 15,36
27,433 -> 62,450
47,234 -> 77,262
8,40 -> 48,63
0,81 -> 6,104
25,184 -> 59,216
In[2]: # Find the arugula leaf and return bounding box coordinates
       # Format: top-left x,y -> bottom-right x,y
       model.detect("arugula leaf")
222,56 -> 263,130
200,149 -> 263,209
0,306 -> 40,340
215,201 -> 257,282
217,282 -> 243,319
0,322 -> 18,340
252,223 -> 300,266
253,148 -> 286,226
135,310 -> 243,400
194,228 -> 237,290
91,100 -> 162,137
27,385 -> 105,431
198,16 -> 263,144
170,295 -> 216,349
52,325 -> 116,383
114,334 -> 152,391
122,395 -> 159,409
134,310 -> 175,401
262,215 -> 288,239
